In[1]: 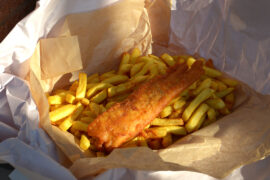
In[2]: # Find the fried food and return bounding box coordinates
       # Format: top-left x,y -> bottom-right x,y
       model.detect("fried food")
87,61 -> 204,150
48,48 -> 238,156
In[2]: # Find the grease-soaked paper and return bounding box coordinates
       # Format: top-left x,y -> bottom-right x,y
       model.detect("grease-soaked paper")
1,0 -> 270,179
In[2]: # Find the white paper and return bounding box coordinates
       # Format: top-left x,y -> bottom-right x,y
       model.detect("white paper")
169,0 -> 270,94
0,0 -> 270,179
0,73 -> 75,179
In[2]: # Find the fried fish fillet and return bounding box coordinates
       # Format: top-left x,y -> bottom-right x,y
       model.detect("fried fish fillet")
88,61 -> 204,151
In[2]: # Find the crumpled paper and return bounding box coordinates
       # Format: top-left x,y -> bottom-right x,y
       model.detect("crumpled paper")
0,73 -> 75,180
1,0 -> 270,179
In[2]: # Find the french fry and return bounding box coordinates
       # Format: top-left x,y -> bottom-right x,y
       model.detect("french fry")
199,74 -> 209,81
138,56 -> 155,63
118,64 -> 132,75
225,93 -> 235,110
207,108 -> 216,121
160,106 -> 173,118
187,57 -> 196,68
146,128 -> 167,138
65,94 -> 76,104
86,83 -> 111,98
161,53 -> 175,67
169,96 -> 181,105
69,126 -> 77,134
130,62 -> 144,77
225,93 -> 234,104
107,82 -> 134,97
134,62 -> 152,77
70,81 -> 79,91
155,60 -> 168,75
80,134 -> 91,151
76,72 -> 87,99
193,78 -> 212,95
48,95 -> 64,105
82,110 -> 96,118
56,90 -> 75,98
99,105 -> 106,113
149,63 -> 159,77
119,52 -> 130,66
185,103 -> 209,133
188,81 -> 197,90
107,93 -> 130,102
205,98 -> 226,110
89,102 -> 101,116
72,121 -> 88,132
137,136 -> 148,146
130,48 -> 141,64
146,126 -> 186,138
130,75 -> 149,84
165,126 -> 187,135
80,116 -> 95,124
100,70 -> 115,81
81,98 -> 89,106
151,118 -> 184,126
121,136 -> 147,147
101,75 -> 129,85
49,104 -> 77,122
216,87 -> 234,98
218,77 -> 238,87
105,101 -> 116,109
91,89 -> 107,104
173,99 -> 186,110
210,80 -> 218,90
50,104 -> 63,111
162,133 -> 173,148
215,80 -> 227,91
182,88 -> 214,121
219,107 -> 230,115
71,102 -> 84,120
169,108 -> 184,118
148,54 -> 160,60
86,83 -> 98,90
87,73 -> 99,83
59,116 -> 73,131
203,66 -> 222,78
109,75 -> 148,96
180,89 -> 189,99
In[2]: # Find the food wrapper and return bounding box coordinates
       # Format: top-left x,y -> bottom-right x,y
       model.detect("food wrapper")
1,0 -> 270,179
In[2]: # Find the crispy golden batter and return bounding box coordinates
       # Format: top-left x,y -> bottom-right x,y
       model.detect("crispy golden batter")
88,61 -> 204,151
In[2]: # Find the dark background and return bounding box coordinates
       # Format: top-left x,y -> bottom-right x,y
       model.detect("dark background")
0,0 -> 37,42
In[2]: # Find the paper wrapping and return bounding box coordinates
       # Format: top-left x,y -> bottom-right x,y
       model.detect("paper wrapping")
1,0 -> 270,179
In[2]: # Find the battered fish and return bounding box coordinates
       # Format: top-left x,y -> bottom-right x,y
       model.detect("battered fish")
88,61 -> 204,151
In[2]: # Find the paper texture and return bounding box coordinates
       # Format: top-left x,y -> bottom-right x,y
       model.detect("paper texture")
0,74 -> 76,180
1,0 -> 270,179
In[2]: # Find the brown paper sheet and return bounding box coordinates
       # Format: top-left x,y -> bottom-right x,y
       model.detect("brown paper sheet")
26,0 -> 270,178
